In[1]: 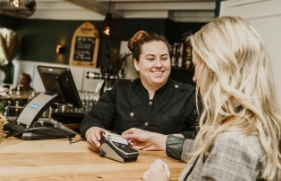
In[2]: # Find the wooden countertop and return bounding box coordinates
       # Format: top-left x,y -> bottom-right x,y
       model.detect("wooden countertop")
0,119 -> 185,180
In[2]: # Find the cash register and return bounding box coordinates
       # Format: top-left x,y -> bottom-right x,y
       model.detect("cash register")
3,65 -> 82,142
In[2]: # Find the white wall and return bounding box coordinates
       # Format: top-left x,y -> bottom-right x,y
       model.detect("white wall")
220,0 -> 281,104
13,60 -> 101,92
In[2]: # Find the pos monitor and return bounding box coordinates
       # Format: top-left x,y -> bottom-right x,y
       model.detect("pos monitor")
37,65 -> 82,108
4,66 -> 82,138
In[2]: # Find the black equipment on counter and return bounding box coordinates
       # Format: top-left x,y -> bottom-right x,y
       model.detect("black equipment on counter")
88,132 -> 139,163
3,66 -> 82,143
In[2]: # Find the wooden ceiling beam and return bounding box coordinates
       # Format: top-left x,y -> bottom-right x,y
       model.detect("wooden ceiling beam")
64,0 -> 124,17
115,2 -> 215,10
97,0 -> 215,2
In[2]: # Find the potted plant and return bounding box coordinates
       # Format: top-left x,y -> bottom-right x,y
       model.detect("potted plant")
0,31 -> 21,84
100,48 -> 131,92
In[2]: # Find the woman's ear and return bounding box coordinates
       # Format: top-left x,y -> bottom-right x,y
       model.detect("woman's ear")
133,59 -> 140,72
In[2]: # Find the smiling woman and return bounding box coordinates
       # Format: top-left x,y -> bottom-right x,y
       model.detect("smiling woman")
127,31 -> 171,99
80,30 -> 199,153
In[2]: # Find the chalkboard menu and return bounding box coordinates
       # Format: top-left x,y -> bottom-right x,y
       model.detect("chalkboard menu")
69,22 -> 100,67
73,36 -> 95,61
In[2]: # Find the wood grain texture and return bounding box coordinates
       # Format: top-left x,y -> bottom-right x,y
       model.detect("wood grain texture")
0,137 -> 185,181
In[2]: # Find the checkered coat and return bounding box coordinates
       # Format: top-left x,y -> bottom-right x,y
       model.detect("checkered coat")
179,132 -> 268,181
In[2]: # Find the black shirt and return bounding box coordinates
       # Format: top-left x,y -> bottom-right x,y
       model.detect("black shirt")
80,78 -> 198,138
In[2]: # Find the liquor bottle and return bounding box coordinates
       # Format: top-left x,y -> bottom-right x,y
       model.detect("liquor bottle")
185,42 -> 192,69
171,43 -> 178,67
177,43 -> 183,68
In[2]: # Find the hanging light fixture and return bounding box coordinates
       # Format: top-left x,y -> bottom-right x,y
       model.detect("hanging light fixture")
0,0 -> 36,18
10,0 -> 20,8
99,0 -> 119,40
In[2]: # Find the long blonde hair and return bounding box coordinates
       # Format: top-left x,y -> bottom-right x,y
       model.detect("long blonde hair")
189,16 -> 281,180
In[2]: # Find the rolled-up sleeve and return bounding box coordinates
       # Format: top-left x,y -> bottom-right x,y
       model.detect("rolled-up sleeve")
166,135 -> 194,162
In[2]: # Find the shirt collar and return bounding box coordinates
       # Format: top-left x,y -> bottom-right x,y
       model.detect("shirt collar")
133,78 -> 171,99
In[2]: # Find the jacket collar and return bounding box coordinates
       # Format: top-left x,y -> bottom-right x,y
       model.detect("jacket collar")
132,78 -> 171,99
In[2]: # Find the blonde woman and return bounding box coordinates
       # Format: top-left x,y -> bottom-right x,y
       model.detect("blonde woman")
122,16 -> 281,180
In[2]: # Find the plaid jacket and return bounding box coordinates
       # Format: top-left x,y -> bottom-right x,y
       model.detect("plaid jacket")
179,132 -> 268,181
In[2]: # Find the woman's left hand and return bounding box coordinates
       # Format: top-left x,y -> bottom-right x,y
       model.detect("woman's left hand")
142,159 -> 170,181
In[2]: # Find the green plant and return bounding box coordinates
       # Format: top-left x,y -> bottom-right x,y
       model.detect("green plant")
0,32 -> 21,62
107,49 -> 131,76
0,31 -> 21,83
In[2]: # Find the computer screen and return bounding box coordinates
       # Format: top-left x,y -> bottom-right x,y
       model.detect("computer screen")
37,65 -> 82,108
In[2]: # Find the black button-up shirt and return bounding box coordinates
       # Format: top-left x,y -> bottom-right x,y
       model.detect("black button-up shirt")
80,78 -> 198,138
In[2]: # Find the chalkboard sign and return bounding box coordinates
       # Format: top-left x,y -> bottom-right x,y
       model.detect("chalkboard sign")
69,22 -> 100,67
73,36 -> 95,61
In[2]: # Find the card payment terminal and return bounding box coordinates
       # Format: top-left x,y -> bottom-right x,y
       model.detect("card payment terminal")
95,132 -> 139,162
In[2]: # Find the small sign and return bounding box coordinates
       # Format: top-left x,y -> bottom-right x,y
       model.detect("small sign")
69,22 -> 100,67
73,36 -> 95,61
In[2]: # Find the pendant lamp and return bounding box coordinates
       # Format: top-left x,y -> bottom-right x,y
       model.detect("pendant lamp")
99,0 -> 119,40
0,0 -> 36,18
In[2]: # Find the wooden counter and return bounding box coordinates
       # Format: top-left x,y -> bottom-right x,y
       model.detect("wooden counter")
0,126 -> 185,180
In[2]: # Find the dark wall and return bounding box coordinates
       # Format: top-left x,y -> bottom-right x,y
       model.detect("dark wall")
0,15 -> 206,67
115,18 -> 168,42
16,19 -> 101,65
0,14 -> 20,30
169,22 -> 206,42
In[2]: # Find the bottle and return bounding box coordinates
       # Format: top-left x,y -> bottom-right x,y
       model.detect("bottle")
177,43 -> 183,68
16,84 -> 22,98
171,43 -> 178,67
185,42 -> 192,69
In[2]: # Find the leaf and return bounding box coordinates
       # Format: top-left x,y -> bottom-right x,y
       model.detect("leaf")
0,32 -> 21,62
0,34 -> 10,61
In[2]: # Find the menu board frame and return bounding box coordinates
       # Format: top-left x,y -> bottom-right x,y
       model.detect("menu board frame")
69,22 -> 99,67
73,36 -> 95,61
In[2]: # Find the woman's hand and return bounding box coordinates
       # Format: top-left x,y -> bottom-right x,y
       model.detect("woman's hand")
123,128 -> 153,143
122,128 -> 168,151
85,127 -> 109,151
128,140 -> 162,151
142,159 -> 170,181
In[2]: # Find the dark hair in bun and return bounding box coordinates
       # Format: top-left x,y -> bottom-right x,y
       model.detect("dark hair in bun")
127,30 -> 170,61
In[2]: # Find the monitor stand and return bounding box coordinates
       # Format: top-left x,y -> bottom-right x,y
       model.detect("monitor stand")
3,91 -> 60,136
17,91 -> 60,127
